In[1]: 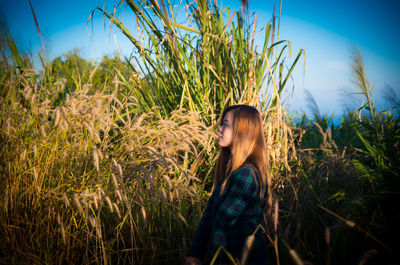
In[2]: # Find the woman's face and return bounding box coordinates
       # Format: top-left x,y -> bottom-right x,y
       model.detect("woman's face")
218,111 -> 233,148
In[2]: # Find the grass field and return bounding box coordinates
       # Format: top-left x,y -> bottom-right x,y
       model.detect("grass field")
1,0 -> 399,264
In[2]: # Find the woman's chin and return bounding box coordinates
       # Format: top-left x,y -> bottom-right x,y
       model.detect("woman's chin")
218,141 -> 228,148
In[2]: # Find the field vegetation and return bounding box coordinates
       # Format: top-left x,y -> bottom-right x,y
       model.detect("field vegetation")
0,0 -> 399,264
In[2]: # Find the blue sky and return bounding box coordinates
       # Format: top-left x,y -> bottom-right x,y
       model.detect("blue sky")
1,0 -> 399,118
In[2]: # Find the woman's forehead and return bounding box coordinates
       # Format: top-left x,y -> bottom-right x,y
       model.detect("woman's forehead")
224,111 -> 233,121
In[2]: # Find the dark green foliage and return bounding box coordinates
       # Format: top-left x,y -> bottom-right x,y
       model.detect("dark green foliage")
281,109 -> 400,264
285,52 -> 400,263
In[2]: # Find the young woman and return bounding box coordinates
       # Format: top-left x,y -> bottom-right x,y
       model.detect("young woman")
185,105 -> 272,265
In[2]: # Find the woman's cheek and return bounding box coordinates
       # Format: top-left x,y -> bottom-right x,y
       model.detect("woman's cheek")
226,129 -> 233,146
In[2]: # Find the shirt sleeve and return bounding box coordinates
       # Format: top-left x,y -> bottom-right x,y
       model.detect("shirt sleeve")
209,166 -> 258,258
186,190 -> 217,259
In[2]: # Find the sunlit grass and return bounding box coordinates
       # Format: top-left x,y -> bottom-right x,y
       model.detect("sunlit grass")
0,64 -> 215,263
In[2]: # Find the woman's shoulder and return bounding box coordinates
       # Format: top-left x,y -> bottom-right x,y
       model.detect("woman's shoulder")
231,164 -> 258,183
228,165 -> 259,195
233,164 -> 257,176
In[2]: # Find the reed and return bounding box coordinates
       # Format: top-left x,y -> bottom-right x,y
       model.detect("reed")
93,0 -> 304,125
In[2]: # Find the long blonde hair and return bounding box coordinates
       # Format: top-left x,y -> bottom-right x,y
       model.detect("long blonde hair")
214,105 -> 272,210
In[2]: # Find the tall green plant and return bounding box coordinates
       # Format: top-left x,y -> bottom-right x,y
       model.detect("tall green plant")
350,50 -> 400,260
93,0 -> 304,123
351,47 -> 376,121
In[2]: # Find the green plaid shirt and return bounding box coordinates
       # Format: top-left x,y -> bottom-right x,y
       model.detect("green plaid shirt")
187,165 -> 268,264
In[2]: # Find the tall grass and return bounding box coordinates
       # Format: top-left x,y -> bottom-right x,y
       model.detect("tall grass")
94,1 -> 303,247
0,0 -> 304,260
93,0 -> 304,123
2,0 -> 398,264
0,46 -> 216,263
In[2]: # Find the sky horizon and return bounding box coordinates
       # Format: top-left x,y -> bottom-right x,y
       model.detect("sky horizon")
1,0 -> 399,120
